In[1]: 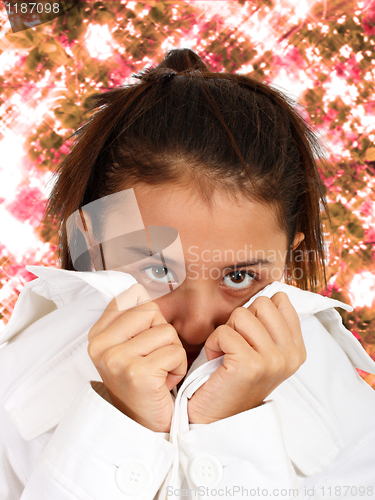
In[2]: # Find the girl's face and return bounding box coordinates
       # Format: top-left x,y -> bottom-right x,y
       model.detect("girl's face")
100,183 -> 304,358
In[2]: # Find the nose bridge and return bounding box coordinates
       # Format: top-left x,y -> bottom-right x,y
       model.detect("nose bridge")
182,279 -> 212,320
181,259 -> 226,318
170,276 -> 221,345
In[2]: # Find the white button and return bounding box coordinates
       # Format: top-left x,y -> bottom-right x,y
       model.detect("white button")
115,458 -> 153,495
189,454 -> 224,488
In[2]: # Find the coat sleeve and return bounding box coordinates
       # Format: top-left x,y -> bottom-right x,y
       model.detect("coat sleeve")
177,400 -> 302,498
6,383 -> 176,500
175,312 -> 375,500
177,405 -> 375,499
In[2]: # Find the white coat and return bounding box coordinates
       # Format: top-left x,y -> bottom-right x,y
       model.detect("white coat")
1,265 -> 375,500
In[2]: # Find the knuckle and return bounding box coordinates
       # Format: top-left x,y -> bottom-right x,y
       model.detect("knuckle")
137,300 -> 166,322
230,306 -> 249,322
160,322 -> 178,341
87,338 -> 101,362
123,298 -> 158,316
116,283 -> 150,307
172,344 -> 187,360
269,353 -> 286,374
273,291 -> 290,301
87,325 -> 96,342
248,296 -> 271,313
253,296 -> 271,305
271,292 -> 294,313
123,362 -> 142,384
141,300 -> 160,313
176,343 -> 186,354
101,349 -> 125,376
215,324 -> 233,336
249,357 -> 267,378
164,344 -> 187,371
287,350 -> 304,373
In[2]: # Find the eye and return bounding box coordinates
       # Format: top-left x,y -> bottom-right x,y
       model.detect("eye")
222,270 -> 258,290
143,265 -> 177,284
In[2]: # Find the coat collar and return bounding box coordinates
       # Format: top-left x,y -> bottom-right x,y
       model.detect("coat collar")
2,265 -> 375,478
0,265 -> 138,345
1,264 -> 355,342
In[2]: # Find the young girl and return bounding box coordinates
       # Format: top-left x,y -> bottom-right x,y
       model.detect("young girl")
1,48 -> 375,500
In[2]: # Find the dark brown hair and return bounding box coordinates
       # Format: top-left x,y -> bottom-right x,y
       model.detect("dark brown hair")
44,48 -> 331,291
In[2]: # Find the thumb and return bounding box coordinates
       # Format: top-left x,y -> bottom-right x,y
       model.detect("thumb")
204,329 -> 225,362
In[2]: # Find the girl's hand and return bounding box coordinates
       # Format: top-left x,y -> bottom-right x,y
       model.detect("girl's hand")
87,284 -> 187,433
187,292 -> 307,425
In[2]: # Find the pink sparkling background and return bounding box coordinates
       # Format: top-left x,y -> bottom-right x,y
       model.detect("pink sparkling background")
0,0 -> 374,388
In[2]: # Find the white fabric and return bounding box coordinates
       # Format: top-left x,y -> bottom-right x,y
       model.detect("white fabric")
1,265 -> 375,499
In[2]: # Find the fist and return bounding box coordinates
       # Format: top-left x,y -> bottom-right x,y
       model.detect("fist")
188,292 -> 307,424
87,284 -> 187,432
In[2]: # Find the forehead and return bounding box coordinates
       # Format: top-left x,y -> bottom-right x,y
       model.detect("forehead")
103,183 -> 287,258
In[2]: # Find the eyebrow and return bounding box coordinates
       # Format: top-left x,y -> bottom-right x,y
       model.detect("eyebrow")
125,246 -> 182,267
125,246 -> 273,269
223,259 -> 273,270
